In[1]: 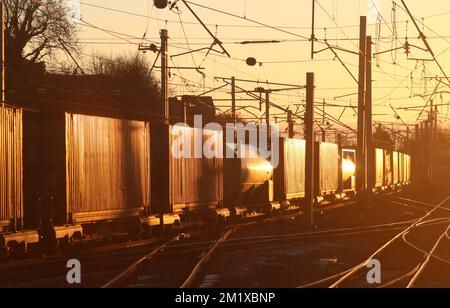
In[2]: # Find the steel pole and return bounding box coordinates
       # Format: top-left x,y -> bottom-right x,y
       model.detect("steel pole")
305,72 -> 315,228
357,16 -> 367,218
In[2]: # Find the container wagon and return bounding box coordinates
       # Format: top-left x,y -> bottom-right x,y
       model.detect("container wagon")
274,138 -> 306,206
151,125 -> 224,221
23,112 -> 151,243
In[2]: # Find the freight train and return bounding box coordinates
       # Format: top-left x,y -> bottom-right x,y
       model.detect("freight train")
0,105 -> 411,256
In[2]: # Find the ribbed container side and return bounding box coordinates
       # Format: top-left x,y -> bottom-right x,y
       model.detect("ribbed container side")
384,151 -> 393,186
284,139 -> 306,198
170,126 -> 223,212
66,113 -> 150,223
406,154 -> 411,182
319,143 -> 339,194
393,151 -> 399,185
375,148 -> 384,188
0,106 -> 23,227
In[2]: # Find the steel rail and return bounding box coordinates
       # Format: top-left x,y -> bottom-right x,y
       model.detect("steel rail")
102,236 -> 182,288
180,227 -> 239,288
406,223 -> 450,288
329,196 -> 450,288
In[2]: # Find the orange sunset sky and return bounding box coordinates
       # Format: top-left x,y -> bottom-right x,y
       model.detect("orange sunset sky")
67,0 -> 450,132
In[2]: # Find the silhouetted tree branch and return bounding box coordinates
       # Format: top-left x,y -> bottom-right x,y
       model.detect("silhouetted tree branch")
5,0 -> 78,67
91,53 -> 160,99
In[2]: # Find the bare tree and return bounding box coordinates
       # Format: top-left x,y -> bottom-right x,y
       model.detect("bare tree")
374,124 -> 394,149
5,0 -> 78,66
91,52 -> 160,100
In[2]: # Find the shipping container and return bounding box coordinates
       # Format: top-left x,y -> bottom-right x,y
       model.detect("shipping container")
0,106 -> 23,231
23,112 -> 151,227
398,153 -> 406,185
341,148 -> 356,192
316,142 -> 339,195
274,138 -> 306,201
66,113 -> 150,223
152,125 -> 224,214
393,151 -> 399,185
399,153 -> 405,184
405,154 -> 411,183
409,155 -> 412,182
384,150 -> 393,187
224,144 -> 273,207
375,148 -> 384,188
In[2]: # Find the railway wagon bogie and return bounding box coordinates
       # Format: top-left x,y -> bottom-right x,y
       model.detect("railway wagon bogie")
0,231 -> 40,258
139,213 -> 182,233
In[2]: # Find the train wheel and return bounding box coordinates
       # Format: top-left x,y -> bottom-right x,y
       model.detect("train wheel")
8,241 -> 26,259
140,224 -> 151,237
26,242 -> 44,258
58,236 -> 71,251
0,246 -> 10,261
215,215 -> 226,226
71,232 -> 82,243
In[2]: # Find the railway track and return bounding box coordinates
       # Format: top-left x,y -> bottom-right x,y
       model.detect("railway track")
0,203 -> 311,287
0,236 -> 181,288
102,212 -> 299,288
3,194 -> 445,288
103,195 -> 444,288
101,202 -> 358,288
298,196 -> 450,288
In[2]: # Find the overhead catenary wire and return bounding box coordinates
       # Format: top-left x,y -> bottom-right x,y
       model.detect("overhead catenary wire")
50,1 -> 450,128
69,0 -> 450,32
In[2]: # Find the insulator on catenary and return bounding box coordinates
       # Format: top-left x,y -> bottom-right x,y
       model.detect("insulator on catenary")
154,0 -> 168,9
246,57 -> 257,66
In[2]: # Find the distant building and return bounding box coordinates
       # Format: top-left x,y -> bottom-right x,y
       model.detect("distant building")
8,73 -> 159,121
169,95 -> 216,125
7,73 -> 217,123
